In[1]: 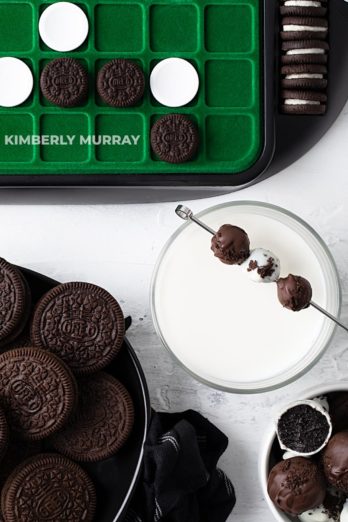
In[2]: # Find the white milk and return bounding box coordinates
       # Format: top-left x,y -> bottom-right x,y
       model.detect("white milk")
152,204 -> 340,390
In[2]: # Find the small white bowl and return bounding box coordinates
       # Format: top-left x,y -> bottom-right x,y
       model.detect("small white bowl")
259,382 -> 348,522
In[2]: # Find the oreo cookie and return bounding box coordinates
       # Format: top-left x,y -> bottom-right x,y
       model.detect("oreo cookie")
0,258 -> 31,349
51,372 -> 134,462
40,58 -> 88,108
280,0 -> 327,17
0,347 -> 77,440
281,90 -> 327,114
0,407 -> 8,461
281,64 -> 327,89
281,16 -> 328,40
282,40 -> 329,65
97,59 -> 145,107
31,282 -> 125,375
151,114 -> 199,164
1,453 -> 96,522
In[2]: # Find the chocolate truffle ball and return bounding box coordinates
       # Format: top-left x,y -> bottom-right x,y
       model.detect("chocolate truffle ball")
277,274 -> 312,311
323,432 -> 348,493
211,224 -> 250,265
267,457 -> 326,515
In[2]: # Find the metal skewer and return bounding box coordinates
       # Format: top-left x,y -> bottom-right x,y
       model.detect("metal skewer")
175,204 -> 348,334
175,205 -> 215,235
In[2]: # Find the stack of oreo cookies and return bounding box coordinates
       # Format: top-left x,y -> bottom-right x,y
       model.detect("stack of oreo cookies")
280,0 -> 329,115
0,257 -> 134,522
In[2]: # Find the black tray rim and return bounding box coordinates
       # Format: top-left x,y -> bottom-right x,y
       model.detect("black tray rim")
115,336 -> 150,522
0,1 -> 275,188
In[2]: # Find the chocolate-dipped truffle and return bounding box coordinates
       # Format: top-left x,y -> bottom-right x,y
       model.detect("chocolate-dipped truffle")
323,432 -> 348,493
277,274 -> 312,311
211,224 -> 250,265
267,457 -> 326,515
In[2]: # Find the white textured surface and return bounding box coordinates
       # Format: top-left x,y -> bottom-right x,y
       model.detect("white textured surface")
0,102 -> 348,521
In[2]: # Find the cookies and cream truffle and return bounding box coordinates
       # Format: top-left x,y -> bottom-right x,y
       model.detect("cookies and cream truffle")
243,248 -> 280,283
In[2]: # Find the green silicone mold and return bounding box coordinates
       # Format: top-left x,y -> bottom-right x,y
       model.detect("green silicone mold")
0,0 -> 262,176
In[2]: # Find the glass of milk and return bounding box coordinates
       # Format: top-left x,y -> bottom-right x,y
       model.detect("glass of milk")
151,202 -> 341,393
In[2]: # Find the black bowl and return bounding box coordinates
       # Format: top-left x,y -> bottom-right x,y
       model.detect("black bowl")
18,266 -> 151,522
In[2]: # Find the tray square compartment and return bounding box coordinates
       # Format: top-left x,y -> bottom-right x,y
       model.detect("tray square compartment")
0,3 -> 33,52
205,59 -> 253,108
205,4 -> 254,53
150,4 -> 199,52
39,2 -> 89,52
149,59 -> 200,107
150,113 -> 201,163
94,59 -> 145,107
39,59 -> 90,108
0,114 -> 35,163
95,4 -> 144,52
40,114 -> 90,162
95,114 -> 145,162
206,114 -> 258,168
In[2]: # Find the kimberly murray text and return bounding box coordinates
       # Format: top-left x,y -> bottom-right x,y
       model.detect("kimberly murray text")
3,134 -> 142,146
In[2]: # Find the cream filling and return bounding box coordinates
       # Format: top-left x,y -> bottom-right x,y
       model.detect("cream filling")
284,1 -> 322,6
283,24 -> 328,31
284,99 -> 321,105
286,48 -> 325,55
285,73 -> 324,79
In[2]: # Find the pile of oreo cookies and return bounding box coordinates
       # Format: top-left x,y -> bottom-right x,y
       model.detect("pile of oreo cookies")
0,257 -> 134,522
280,0 -> 329,115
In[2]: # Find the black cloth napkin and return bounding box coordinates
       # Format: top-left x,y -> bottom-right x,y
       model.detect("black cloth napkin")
125,410 -> 236,522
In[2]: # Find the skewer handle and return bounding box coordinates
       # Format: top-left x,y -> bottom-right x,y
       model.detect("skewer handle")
175,205 -> 216,235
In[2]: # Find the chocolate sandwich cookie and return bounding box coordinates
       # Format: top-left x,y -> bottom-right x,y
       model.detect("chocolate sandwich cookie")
40,58 -> 88,108
280,0 -> 327,17
1,453 -> 96,522
97,59 -> 145,107
0,347 -> 77,440
31,282 -> 125,375
0,407 -> 8,461
51,372 -> 134,462
151,114 -> 199,164
281,64 -> 327,89
281,17 -> 328,40
0,258 -> 31,349
282,90 -> 327,114
282,40 -> 329,65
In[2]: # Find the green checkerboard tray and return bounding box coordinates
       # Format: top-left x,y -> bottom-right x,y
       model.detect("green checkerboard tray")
0,0 -> 274,186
